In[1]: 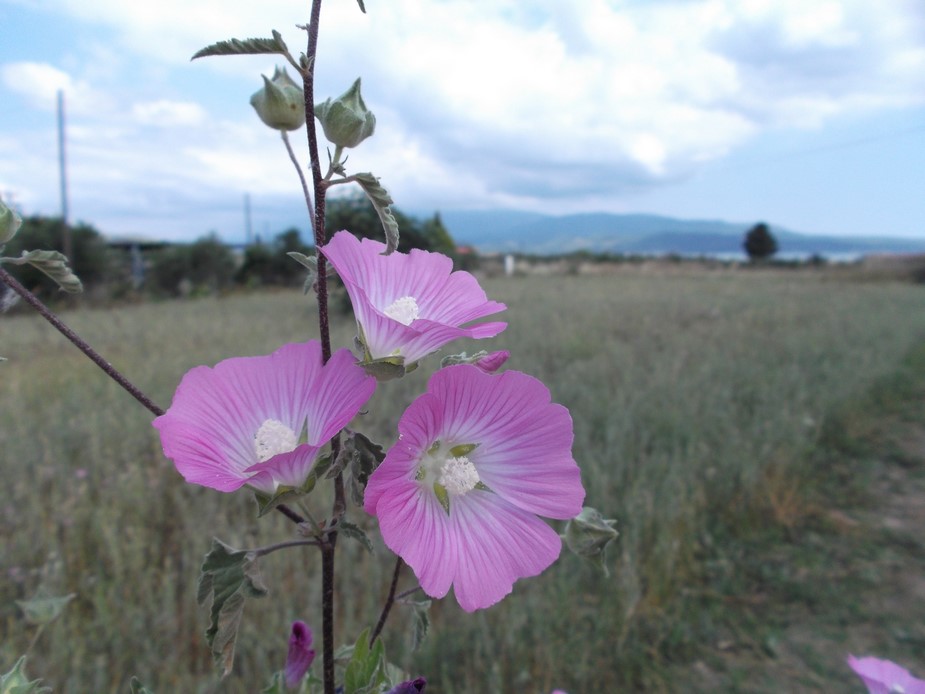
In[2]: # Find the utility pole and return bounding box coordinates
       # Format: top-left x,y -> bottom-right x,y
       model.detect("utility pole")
57,89 -> 72,260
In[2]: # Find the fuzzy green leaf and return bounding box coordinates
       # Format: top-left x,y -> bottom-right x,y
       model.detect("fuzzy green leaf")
343,430 -> 387,506
197,539 -> 268,677
359,355 -> 406,382
338,519 -> 373,553
3,250 -> 82,293
15,593 -> 75,626
129,676 -> 154,694
353,173 -> 399,254
192,30 -> 290,61
408,600 -> 431,652
343,628 -> 387,694
0,656 -> 51,694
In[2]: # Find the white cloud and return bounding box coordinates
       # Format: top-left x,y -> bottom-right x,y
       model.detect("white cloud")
132,100 -> 207,127
2,0 -> 924,238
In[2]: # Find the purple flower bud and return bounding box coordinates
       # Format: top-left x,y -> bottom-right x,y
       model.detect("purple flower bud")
386,677 -> 426,693
285,621 -> 315,689
474,350 -> 510,374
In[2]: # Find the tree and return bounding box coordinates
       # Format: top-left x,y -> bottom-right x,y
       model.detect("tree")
743,222 -> 778,261
324,192 -> 457,254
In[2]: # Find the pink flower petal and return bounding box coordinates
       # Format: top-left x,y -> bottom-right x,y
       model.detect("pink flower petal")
364,364 -> 584,610
321,231 -> 506,364
153,341 -> 376,494
848,655 -> 925,694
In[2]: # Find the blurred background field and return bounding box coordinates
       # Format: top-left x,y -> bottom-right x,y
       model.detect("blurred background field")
3,268 -> 925,692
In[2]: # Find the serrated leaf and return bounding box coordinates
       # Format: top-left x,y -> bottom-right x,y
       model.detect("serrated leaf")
343,431 -> 387,506
192,30 -> 290,61
129,676 -> 154,694
338,520 -> 373,553
0,656 -> 51,694
288,251 -> 324,294
15,593 -> 75,626
353,173 -> 399,254
343,628 -> 387,694
197,539 -> 269,677
407,600 -> 431,652
5,250 -> 82,293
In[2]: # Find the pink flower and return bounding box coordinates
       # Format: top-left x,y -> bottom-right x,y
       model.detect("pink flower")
848,655 -> 925,694
285,621 -> 315,689
320,231 -> 506,366
364,365 -> 584,611
153,341 -> 376,495
473,350 -> 510,374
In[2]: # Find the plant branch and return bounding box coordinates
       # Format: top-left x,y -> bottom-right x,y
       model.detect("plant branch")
281,130 -> 315,239
254,538 -> 320,557
0,265 -> 165,417
370,557 -> 403,645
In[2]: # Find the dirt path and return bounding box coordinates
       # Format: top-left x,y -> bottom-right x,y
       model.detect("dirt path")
669,410 -> 925,692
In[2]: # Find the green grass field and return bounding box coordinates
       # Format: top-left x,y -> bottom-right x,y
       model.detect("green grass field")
3,268 -> 925,692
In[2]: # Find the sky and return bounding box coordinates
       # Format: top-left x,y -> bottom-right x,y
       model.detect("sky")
1,0 -> 923,244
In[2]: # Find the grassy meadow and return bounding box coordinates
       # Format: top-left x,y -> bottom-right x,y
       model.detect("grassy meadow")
3,267 -> 925,692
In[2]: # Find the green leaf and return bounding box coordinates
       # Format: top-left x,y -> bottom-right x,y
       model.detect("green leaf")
343,628 -> 387,694
129,676 -> 154,694
337,519 -> 373,553
0,656 -> 51,694
407,600 -> 431,652
260,671 -> 285,694
359,355 -> 406,382
353,173 -> 399,254
287,251 -> 318,294
3,250 -> 82,293
342,430 -> 387,506
0,199 -> 21,243
192,30 -> 290,61
196,539 -> 269,677
15,593 -> 75,626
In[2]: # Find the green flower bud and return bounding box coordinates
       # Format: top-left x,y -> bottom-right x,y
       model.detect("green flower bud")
563,507 -> 619,576
249,66 -> 305,132
315,77 -> 376,148
0,198 -> 22,244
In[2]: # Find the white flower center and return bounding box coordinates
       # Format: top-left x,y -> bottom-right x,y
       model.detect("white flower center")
254,419 -> 298,462
384,296 -> 420,326
438,456 -> 480,496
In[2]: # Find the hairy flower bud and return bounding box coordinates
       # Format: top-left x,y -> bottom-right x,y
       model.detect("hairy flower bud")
250,66 -> 306,131
0,198 -> 22,244
315,77 -> 376,148
284,621 -> 315,689
563,507 -> 619,575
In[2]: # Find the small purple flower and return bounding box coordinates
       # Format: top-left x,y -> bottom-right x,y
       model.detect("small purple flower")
285,621 -> 315,689
320,231 -> 506,366
386,677 -> 426,693
153,341 -> 376,494
848,655 -> 925,694
364,365 -> 585,611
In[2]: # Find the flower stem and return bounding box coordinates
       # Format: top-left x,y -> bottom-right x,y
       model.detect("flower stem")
370,557 -> 403,645
0,265 -> 165,417
281,130 -> 315,239
301,4 -> 339,693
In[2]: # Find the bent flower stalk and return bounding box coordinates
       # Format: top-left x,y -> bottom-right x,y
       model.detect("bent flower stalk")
320,231 -> 507,367
153,341 -> 376,494
364,364 -> 585,611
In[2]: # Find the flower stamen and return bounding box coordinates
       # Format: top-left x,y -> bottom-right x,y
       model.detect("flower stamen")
438,456 -> 480,496
254,419 -> 298,462
384,296 -> 420,326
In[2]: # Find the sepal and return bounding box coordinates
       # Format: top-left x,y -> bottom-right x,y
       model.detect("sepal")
562,507 -> 619,576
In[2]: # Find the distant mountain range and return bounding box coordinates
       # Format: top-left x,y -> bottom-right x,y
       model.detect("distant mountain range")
436,210 -> 925,258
